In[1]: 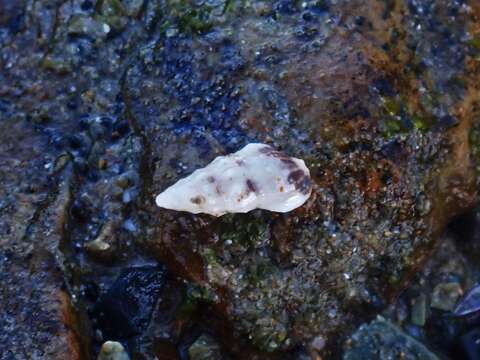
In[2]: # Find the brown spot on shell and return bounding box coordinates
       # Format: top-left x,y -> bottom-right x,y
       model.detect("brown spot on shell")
235,179 -> 258,203
288,169 -> 304,182
259,146 -> 284,158
287,170 -> 312,195
207,176 -> 215,183
260,146 -> 299,169
280,158 -> 298,169
246,179 -> 257,193
259,146 -> 275,155
190,195 -> 206,205
298,176 -> 312,194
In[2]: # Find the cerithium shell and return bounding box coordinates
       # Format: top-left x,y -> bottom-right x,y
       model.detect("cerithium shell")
155,143 -> 312,216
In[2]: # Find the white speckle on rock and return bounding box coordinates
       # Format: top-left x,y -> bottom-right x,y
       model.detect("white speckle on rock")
155,143 -> 312,216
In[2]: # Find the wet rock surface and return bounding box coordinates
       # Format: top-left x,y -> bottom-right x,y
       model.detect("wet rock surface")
0,117 -> 88,359
93,265 -> 167,339
341,210 -> 480,360
343,316 -> 441,360
0,251 -> 86,360
1,0 -> 480,359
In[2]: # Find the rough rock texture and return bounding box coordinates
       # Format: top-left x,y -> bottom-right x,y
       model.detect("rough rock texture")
343,316 -> 440,360
135,0 -> 479,355
0,250 -> 84,360
0,121 -> 88,358
350,212 -> 480,360
1,0 -> 480,359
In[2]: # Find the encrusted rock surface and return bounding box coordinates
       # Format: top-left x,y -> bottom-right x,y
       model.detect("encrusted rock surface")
1,0 -> 480,358
0,121 -> 88,359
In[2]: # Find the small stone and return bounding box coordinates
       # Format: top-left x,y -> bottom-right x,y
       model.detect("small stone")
94,265 -> 166,339
85,237 -> 111,252
97,341 -> 130,360
67,15 -> 110,39
98,158 -> 107,170
54,153 -> 71,172
116,172 -> 135,189
311,336 -> 326,351
122,190 -> 132,203
95,329 -> 103,342
84,222 -> 118,263
188,334 -> 223,360
343,316 -> 440,360
41,56 -> 72,75
431,282 -> 463,311
122,219 -> 137,232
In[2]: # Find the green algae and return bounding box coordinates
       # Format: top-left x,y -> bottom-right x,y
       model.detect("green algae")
380,96 -> 439,137
468,37 -> 480,51
218,213 -> 269,250
158,0 -> 240,35
176,283 -> 217,321
470,122 -> 480,186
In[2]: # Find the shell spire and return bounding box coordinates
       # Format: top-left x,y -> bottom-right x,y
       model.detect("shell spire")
155,143 -> 312,216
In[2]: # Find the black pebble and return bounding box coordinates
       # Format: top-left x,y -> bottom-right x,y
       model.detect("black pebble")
93,265 -> 167,340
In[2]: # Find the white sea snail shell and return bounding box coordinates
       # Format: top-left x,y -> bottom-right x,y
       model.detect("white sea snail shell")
155,143 -> 312,216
